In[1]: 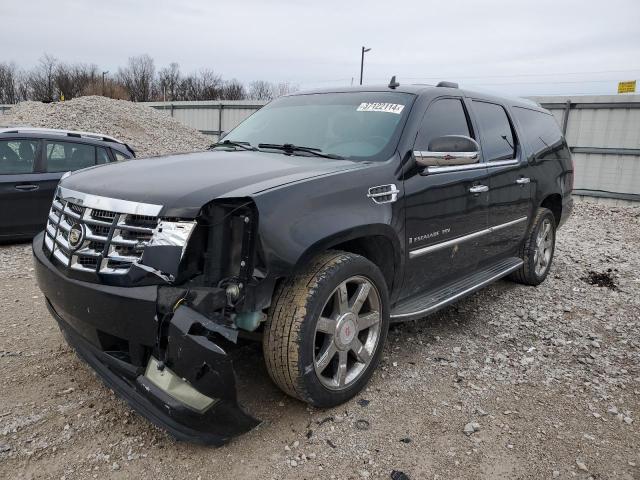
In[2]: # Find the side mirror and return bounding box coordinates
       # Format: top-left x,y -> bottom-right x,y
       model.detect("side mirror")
414,135 -> 480,168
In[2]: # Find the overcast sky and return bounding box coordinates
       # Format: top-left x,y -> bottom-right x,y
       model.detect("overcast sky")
2,0 -> 640,96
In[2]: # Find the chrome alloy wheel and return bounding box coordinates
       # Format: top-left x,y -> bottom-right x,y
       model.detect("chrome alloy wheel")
313,276 -> 382,390
534,218 -> 554,277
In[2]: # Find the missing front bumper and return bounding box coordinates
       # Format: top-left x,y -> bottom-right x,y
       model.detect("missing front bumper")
34,232 -> 260,445
49,300 -> 259,445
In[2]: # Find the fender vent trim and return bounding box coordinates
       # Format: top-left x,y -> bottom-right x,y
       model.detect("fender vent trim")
367,184 -> 399,204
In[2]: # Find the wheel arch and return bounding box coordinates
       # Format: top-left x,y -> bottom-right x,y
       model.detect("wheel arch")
540,193 -> 562,226
293,224 -> 402,295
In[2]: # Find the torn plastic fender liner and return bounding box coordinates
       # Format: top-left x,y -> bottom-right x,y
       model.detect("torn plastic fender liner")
164,305 -> 241,400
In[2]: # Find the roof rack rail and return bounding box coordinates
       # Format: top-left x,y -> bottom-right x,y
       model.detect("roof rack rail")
436,81 -> 459,88
0,127 -> 135,156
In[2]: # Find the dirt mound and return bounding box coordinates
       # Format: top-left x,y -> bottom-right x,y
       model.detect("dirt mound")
1,96 -> 211,157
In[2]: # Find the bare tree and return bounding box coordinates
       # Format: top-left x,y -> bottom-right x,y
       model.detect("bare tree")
55,63 -> 98,100
220,79 -> 246,100
28,54 -> 58,102
179,69 -> 223,100
118,54 -> 155,102
248,81 -> 298,101
158,62 -> 181,101
248,80 -> 274,101
273,82 -> 299,98
2,52 -> 301,104
82,78 -> 128,99
0,62 -> 20,104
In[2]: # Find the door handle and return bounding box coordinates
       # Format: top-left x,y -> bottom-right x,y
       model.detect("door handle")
469,185 -> 489,194
516,177 -> 531,184
15,184 -> 39,192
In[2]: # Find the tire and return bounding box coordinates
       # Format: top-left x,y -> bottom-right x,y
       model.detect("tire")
263,251 -> 390,407
509,207 -> 556,286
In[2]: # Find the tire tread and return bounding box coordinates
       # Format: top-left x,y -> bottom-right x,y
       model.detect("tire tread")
509,207 -> 555,285
263,251 -> 356,403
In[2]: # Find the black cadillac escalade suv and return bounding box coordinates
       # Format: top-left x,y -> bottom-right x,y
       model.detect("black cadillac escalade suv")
33,80 -> 573,445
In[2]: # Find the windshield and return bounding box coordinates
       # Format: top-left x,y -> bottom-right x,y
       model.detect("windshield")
224,92 -> 414,161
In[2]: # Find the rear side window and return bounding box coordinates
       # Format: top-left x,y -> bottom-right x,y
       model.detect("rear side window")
113,150 -> 129,162
512,107 -> 563,156
415,98 -> 471,150
46,141 -> 95,172
0,139 -> 38,174
96,147 -> 111,165
472,101 -> 516,161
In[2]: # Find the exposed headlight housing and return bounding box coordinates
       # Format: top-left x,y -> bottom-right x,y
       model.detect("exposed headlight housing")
149,220 -> 196,256
136,220 -> 197,281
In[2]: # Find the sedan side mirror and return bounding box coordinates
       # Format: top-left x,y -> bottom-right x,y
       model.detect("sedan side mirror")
414,135 -> 480,168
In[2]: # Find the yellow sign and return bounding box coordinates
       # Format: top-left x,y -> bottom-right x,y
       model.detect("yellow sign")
618,80 -> 636,94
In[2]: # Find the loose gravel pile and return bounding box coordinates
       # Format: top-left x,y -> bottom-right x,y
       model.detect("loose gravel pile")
0,201 -> 639,479
0,96 -> 212,157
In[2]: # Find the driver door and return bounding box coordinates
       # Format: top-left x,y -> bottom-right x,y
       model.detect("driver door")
401,97 -> 489,299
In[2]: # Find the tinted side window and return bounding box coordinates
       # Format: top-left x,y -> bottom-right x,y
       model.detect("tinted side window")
415,98 -> 471,150
512,107 -> 563,159
472,101 -> 516,161
96,147 -> 111,165
0,139 -> 38,174
46,141 -> 95,172
113,150 -> 129,162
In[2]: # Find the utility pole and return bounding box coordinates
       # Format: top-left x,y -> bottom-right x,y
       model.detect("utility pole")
360,46 -> 371,85
102,71 -> 109,96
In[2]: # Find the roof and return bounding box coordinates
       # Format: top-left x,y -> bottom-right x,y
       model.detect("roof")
0,127 -> 125,144
0,127 -> 136,155
290,83 -> 549,114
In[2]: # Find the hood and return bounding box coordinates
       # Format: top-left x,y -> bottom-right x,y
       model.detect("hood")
61,150 -> 365,217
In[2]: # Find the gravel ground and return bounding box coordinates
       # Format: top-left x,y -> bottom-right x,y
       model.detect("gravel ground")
0,201 -> 639,480
0,97 -> 212,157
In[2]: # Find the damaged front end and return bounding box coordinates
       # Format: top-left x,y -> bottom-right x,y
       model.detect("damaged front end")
35,190 -> 273,445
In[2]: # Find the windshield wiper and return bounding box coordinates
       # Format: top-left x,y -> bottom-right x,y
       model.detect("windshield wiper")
209,140 -> 257,151
258,143 -> 344,160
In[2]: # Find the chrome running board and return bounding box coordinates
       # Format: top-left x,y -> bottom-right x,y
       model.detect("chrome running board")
390,257 -> 523,322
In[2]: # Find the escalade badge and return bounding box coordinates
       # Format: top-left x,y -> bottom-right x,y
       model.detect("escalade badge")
68,223 -> 85,250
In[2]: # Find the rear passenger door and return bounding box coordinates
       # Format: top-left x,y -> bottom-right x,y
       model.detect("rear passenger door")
0,138 -> 43,238
470,100 -> 533,263
36,141 -> 113,231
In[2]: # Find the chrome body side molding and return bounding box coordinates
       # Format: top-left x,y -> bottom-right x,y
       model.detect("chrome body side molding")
409,216 -> 528,259
426,158 -> 520,174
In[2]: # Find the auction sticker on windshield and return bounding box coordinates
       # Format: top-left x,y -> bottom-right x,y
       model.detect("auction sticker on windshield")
357,102 -> 405,114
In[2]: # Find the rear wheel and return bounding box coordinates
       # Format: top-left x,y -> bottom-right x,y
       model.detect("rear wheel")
263,251 -> 389,407
509,207 -> 556,285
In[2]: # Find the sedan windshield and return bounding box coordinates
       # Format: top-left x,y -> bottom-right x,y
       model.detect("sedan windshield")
224,92 -> 414,161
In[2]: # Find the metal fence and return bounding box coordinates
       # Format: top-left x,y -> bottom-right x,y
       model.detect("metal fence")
145,95 -> 640,203
144,100 -> 267,140
529,95 -> 640,204
2,95 -> 639,203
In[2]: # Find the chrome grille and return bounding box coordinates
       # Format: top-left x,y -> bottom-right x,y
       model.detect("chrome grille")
43,187 -> 162,275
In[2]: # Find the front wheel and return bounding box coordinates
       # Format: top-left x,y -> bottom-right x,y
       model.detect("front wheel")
509,207 -> 556,286
263,251 -> 389,407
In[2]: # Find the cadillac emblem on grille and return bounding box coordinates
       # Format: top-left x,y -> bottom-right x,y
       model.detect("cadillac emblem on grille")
67,223 -> 85,250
